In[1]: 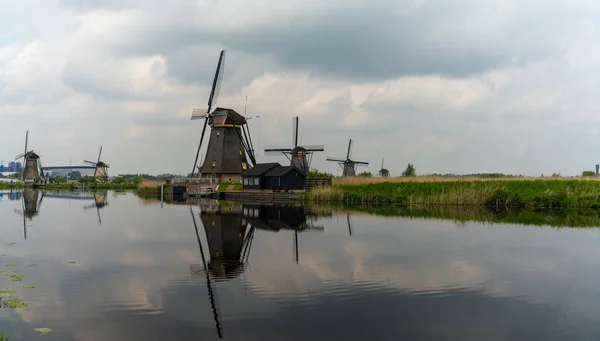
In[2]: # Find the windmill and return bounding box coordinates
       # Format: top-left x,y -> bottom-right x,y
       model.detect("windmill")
379,158 -> 390,178
326,139 -> 369,176
14,131 -> 43,184
190,50 -> 258,183
264,116 -> 324,173
84,146 -> 109,179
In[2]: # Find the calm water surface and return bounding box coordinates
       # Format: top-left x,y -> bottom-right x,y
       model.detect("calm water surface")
2,190 -> 600,340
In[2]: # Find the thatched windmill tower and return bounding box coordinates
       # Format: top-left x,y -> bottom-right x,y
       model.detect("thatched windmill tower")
189,50 -> 258,183
326,139 -> 369,176
15,131 -> 44,184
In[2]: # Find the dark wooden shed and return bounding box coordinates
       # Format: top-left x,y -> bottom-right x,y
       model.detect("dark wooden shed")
264,166 -> 306,191
241,163 -> 280,190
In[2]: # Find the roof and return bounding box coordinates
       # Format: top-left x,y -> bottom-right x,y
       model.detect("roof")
212,107 -> 247,125
242,163 -> 280,176
264,165 -> 306,177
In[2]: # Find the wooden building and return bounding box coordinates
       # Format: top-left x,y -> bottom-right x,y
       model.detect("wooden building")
242,163 -> 306,191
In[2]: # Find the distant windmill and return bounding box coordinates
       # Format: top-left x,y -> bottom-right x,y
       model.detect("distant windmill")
84,146 -> 110,179
14,189 -> 44,239
190,50 -> 258,183
83,191 -> 108,225
264,116 -> 324,173
379,158 -> 390,178
326,139 -> 369,176
14,131 -> 43,184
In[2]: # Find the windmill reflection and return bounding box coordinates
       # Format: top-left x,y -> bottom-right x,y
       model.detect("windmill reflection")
13,189 -> 44,239
83,191 -> 109,225
189,200 -> 330,339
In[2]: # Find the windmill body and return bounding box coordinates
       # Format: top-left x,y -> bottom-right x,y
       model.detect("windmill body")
15,131 -> 44,184
84,146 -> 110,180
190,50 -> 257,183
379,158 -> 390,177
265,116 -> 324,174
197,108 -> 254,183
326,139 -> 369,177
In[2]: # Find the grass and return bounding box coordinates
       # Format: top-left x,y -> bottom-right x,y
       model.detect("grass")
0,333 -> 11,340
303,179 -> 600,209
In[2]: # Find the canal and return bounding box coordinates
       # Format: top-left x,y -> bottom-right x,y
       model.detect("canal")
2,190 -> 600,340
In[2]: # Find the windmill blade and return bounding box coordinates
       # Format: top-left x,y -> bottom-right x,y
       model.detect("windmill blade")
83,203 -> 97,210
347,214 -> 352,236
15,153 -> 25,160
347,139 -> 353,159
24,130 -> 28,157
299,145 -> 324,151
246,115 -> 260,120
354,161 -> 369,165
326,157 -> 346,162
207,50 -> 226,114
97,146 -> 103,164
13,208 -> 24,217
190,113 -> 210,178
84,160 -> 96,165
191,108 -> 210,120
104,163 -> 110,168
381,158 -> 384,169
292,116 -> 299,147
265,148 -> 293,152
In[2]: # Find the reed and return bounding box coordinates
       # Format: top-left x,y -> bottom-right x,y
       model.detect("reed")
303,180 -> 600,209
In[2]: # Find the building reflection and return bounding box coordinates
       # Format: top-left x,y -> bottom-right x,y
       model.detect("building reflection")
189,199 -> 330,339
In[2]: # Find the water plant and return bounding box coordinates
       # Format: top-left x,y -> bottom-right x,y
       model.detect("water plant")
0,288 -> 16,294
3,295 -> 27,308
2,242 -> 15,247
68,261 -> 76,264
6,274 -> 24,281
27,264 -> 36,267
22,286 -> 35,289
33,328 -> 52,334
0,333 -> 12,340
5,264 -> 15,267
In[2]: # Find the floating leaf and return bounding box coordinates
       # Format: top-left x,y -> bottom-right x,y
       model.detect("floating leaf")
0,254 -> 8,256
5,264 -> 15,267
12,270 -> 21,273
22,286 -> 35,289
27,264 -> 36,267
2,242 -> 15,247
3,295 -> 27,308
0,289 -> 16,294
6,274 -> 24,281
33,328 -> 52,334
68,261 -> 76,264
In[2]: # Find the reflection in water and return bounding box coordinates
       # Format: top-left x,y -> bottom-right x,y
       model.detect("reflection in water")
5,193 -> 600,340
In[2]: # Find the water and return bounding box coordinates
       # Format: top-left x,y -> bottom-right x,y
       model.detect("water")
2,190 -> 600,340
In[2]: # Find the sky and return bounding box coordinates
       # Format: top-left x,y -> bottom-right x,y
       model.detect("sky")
1,0 -> 600,176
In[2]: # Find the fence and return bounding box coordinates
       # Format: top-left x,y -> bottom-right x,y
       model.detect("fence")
305,178 -> 332,190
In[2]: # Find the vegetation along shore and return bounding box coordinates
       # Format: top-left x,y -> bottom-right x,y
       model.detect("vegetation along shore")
302,177 -> 600,209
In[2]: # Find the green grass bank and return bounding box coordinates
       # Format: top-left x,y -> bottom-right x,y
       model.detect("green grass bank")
302,180 -> 600,209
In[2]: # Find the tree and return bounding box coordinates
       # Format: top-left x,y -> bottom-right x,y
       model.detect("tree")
112,176 -> 127,184
358,171 -> 372,177
582,170 -> 596,177
402,163 -> 416,177
307,169 -> 334,179
132,175 -> 143,184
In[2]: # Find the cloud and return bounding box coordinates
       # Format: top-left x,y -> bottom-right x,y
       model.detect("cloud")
1,0 -> 600,175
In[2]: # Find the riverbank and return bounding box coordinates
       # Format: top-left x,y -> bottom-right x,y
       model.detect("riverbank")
0,182 -> 138,190
302,179 -> 600,209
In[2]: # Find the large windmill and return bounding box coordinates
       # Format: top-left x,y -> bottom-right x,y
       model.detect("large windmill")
84,146 -> 109,179
326,139 -> 369,176
15,131 -> 43,184
379,158 -> 390,178
190,50 -> 258,183
264,116 -> 324,173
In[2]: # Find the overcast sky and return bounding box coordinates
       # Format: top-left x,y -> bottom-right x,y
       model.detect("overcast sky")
1,0 -> 600,176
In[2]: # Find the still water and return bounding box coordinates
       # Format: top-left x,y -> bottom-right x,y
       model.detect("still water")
2,190 -> 600,340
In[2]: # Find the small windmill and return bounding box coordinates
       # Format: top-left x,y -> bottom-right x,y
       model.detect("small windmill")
379,158 -> 390,178
14,189 -> 44,239
326,139 -> 369,176
84,146 -> 109,179
14,131 -> 43,184
264,116 -> 324,173
189,50 -> 258,182
84,191 -> 108,225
